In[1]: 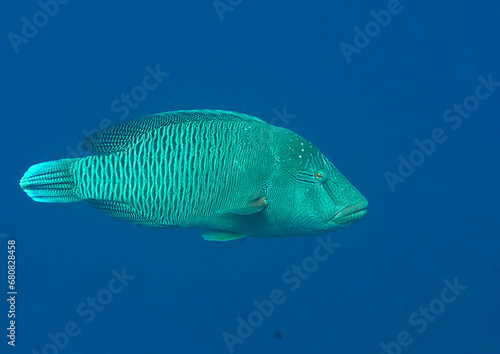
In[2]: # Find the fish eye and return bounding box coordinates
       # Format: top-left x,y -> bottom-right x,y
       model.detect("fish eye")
314,172 -> 324,180
295,170 -> 328,183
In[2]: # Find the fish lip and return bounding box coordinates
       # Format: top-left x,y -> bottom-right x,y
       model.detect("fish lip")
330,201 -> 368,224
335,208 -> 367,224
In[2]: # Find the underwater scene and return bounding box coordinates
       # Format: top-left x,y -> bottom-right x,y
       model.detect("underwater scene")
2,1 -> 499,353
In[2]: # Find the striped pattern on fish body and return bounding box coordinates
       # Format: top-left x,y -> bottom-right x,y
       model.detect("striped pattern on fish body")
20,110 -> 368,241
74,112 -> 273,228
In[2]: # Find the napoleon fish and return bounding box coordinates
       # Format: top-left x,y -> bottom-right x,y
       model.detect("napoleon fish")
20,110 -> 367,241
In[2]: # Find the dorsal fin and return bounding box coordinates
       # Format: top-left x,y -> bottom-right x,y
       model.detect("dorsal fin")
83,109 -> 266,154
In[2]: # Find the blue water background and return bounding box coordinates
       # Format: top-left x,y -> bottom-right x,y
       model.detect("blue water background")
1,1 -> 499,353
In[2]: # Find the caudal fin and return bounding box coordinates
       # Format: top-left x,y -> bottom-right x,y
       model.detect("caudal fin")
20,158 -> 81,203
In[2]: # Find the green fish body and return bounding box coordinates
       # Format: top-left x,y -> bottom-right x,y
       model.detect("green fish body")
20,110 -> 367,241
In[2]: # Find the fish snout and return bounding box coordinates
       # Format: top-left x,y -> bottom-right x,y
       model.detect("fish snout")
332,196 -> 368,224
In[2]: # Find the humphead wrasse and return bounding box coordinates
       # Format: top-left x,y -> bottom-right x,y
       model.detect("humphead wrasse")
20,110 -> 367,241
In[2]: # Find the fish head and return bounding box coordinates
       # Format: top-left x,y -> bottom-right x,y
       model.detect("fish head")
266,128 -> 368,236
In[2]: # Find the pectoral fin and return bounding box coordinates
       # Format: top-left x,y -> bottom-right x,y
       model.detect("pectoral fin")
224,196 -> 268,215
202,231 -> 247,242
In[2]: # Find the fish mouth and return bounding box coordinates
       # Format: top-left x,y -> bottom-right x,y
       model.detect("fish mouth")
331,199 -> 368,224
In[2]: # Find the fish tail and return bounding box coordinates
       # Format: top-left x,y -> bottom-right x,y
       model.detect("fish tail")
20,158 -> 81,203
